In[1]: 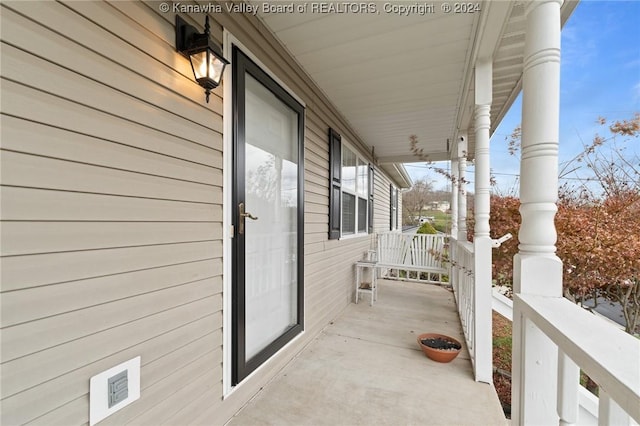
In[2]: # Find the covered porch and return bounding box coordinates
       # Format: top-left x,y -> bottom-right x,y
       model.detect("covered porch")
253,0 -> 640,424
229,279 -> 506,425
1,1 -> 638,425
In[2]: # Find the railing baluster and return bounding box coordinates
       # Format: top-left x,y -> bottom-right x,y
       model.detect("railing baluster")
451,240 -> 476,364
558,351 -> 579,426
598,389 -> 631,426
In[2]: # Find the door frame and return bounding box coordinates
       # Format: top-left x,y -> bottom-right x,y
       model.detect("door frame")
222,32 -> 306,394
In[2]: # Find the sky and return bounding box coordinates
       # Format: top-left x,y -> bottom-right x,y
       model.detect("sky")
405,0 -> 640,195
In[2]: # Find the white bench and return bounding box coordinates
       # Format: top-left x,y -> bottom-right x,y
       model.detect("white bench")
375,232 -> 448,284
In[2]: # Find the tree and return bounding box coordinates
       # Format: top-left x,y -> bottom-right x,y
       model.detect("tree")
402,178 -> 434,225
491,113 -> 640,334
556,190 -> 640,333
556,114 -> 640,334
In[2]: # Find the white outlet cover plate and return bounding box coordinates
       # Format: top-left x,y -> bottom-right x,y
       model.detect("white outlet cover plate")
89,356 -> 141,425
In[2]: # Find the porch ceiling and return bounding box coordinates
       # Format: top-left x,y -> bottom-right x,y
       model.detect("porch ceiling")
253,1 -> 578,164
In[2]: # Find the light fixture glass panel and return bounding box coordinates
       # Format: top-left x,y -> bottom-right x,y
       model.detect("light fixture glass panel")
208,55 -> 226,84
190,51 -> 208,80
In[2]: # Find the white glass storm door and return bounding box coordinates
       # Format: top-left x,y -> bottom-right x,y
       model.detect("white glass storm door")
232,46 -> 304,384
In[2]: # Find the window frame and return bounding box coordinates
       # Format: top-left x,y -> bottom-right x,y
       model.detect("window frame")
328,129 -> 373,240
340,145 -> 369,237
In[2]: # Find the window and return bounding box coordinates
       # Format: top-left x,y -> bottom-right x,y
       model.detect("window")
341,148 -> 368,236
328,128 -> 373,239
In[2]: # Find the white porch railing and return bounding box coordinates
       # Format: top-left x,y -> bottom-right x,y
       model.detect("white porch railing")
492,288 -> 637,426
451,239 -> 476,363
493,286 -> 640,425
516,294 -> 640,425
448,235 -> 639,425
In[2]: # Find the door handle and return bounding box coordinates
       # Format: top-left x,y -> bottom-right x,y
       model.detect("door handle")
238,202 -> 258,235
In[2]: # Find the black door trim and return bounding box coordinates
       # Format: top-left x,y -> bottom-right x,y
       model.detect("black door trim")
232,46 -> 305,385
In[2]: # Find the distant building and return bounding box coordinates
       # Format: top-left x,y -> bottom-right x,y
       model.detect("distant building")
429,201 -> 451,212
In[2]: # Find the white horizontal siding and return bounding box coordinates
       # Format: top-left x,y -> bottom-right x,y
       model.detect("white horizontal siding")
0,2 -> 224,425
2,297 -> 221,424
1,187 -> 220,223
1,241 -> 220,292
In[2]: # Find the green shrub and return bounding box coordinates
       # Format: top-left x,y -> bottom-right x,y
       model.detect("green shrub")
433,223 -> 447,233
417,222 -> 437,234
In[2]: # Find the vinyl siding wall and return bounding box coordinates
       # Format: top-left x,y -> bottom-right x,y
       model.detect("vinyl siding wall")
1,2 -> 404,424
372,169 -> 404,234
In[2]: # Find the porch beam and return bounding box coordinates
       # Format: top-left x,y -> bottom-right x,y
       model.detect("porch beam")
473,59 -> 493,383
512,1 -> 564,425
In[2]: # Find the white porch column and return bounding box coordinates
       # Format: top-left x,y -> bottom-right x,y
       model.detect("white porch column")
450,157 -> 459,239
457,135 -> 468,242
512,1 -> 563,425
450,157 -> 460,292
473,60 -> 493,384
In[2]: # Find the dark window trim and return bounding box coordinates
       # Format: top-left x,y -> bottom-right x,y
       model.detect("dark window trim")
328,128 -> 342,240
368,164 -> 374,234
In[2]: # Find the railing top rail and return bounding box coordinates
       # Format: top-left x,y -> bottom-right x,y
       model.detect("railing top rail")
516,293 -> 640,423
376,232 -> 448,247
396,232 -> 447,238
455,240 -> 474,254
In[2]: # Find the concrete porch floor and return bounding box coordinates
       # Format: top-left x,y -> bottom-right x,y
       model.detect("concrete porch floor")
228,280 -> 507,425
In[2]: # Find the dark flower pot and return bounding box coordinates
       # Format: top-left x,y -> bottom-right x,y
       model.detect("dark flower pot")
417,333 -> 462,363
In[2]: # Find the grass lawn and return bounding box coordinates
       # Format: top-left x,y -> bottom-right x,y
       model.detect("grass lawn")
492,311 -> 512,417
421,209 -> 451,232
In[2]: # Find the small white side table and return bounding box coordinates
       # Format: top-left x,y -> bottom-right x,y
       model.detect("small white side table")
355,260 -> 378,306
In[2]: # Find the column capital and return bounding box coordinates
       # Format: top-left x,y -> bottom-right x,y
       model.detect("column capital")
524,0 -> 562,74
525,0 -> 563,16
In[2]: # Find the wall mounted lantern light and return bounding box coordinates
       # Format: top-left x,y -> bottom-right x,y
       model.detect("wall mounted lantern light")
176,15 -> 229,103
